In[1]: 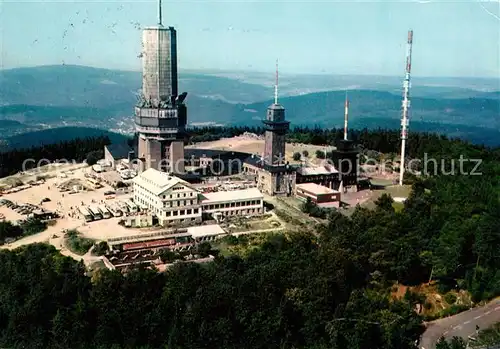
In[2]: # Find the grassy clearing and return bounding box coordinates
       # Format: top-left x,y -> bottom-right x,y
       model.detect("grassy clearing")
361,185 -> 412,211
214,232 -> 284,257
226,219 -> 281,233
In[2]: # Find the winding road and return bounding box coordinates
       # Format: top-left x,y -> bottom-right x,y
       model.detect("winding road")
419,298 -> 500,348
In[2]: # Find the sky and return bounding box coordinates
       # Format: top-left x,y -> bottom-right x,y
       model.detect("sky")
0,0 -> 499,77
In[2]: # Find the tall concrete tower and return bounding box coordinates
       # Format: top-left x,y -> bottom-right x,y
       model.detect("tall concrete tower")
263,60 -> 290,166
135,0 -> 187,174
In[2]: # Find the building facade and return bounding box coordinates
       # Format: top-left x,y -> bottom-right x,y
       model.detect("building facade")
133,169 -> 264,226
296,183 -> 341,208
263,103 -> 289,166
295,164 -> 339,189
133,168 -> 202,226
242,64 -> 294,197
330,139 -> 360,192
200,188 -> 264,218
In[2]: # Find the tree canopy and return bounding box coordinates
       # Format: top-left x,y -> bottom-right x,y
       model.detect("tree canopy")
0,126 -> 498,348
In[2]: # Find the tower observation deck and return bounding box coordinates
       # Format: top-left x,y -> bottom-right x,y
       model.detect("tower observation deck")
135,0 -> 187,174
263,60 -> 290,166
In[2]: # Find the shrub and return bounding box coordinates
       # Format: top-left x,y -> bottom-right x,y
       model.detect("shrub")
315,150 -> 325,159
65,229 -> 95,255
0,221 -> 23,243
93,241 -> 109,256
20,218 -> 47,236
196,242 -> 213,258
444,293 -> 457,305
86,151 -> 102,166
292,152 -> 301,161
222,235 -> 239,246
160,249 -> 182,263
436,279 -> 454,294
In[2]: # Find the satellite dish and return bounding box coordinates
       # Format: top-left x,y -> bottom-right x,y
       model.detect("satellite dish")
177,92 -> 188,104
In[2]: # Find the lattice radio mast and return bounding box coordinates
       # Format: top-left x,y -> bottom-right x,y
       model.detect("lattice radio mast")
399,30 -> 413,186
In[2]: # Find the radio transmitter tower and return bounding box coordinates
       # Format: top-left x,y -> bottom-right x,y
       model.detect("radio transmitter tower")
135,0 -> 188,174
344,92 -> 349,141
399,30 -> 413,186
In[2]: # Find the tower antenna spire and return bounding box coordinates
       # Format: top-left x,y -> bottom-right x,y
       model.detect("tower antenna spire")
158,0 -> 163,26
344,90 -> 349,141
399,29 -> 413,186
274,59 -> 279,105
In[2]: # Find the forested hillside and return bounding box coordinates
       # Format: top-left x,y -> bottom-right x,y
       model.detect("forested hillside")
0,127 -> 498,348
2,65 -> 499,146
0,126 -> 495,179
0,136 -> 111,178
190,125 -> 495,160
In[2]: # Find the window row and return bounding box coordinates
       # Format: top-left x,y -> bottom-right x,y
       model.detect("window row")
164,207 -> 202,217
202,200 -> 261,210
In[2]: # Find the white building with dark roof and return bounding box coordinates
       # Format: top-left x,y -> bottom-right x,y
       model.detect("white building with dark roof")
133,168 -> 202,226
133,168 -> 264,226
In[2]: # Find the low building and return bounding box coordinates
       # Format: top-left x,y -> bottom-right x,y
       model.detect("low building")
199,188 -> 264,218
329,139 -> 360,192
122,214 -> 154,228
296,182 -> 341,208
243,160 -> 296,196
184,149 -> 250,176
295,164 -> 339,189
103,224 -> 227,271
104,143 -> 135,168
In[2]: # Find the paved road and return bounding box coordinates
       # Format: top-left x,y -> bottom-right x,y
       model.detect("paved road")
420,298 -> 500,349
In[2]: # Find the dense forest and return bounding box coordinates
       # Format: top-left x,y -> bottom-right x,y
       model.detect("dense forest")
0,127 -> 499,348
189,125 -> 492,160
0,136 -> 110,179
1,159 -> 499,348
0,238 -> 425,349
1,126 -> 493,180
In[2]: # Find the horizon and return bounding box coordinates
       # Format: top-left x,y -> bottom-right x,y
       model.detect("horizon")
1,64 -> 500,83
1,0 -> 499,78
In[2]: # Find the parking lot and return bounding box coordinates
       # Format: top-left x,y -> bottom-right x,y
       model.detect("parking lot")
0,166 -> 151,247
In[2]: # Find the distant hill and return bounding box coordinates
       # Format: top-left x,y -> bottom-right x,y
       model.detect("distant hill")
0,119 -> 26,130
0,65 -> 272,107
1,127 -> 130,152
237,90 -> 500,130
0,98 -> 240,136
1,65 -> 499,147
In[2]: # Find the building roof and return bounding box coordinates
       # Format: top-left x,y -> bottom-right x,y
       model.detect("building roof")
243,155 -> 298,174
106,143 -> 133,160
296,165 -> 338,176
296,182 -> 339,195
185,148 -> 250,161
268,103 -> 285,110
133,168 -> 194,196
187,224 -> 226,238
200,188 -> 263,204
185,148 -> 298,174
